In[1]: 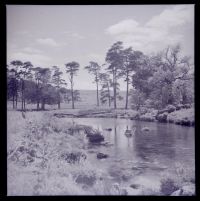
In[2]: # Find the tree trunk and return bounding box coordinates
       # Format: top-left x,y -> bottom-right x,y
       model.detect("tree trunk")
113,71 -> 117,109
21,98 -> 24,111
114,80 -> 117,109
36,80 -> 40,110
71,79 -> 74,109
12,95 -> 15,109
57,90 -> 61,109
15,94 -> 18,109
21,79 -> 24,111
37,101 -> 40,110
41,99 -> 45,110
96,81 -> 99,107
125,73 -> 129,109
24,98 -> 26,110
108,83 -> 111,107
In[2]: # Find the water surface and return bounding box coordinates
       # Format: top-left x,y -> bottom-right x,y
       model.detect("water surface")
66,118 -> 195,189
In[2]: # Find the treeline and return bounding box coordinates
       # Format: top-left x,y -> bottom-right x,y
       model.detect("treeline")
84,41 -> 194,110
7,41 -> 194,111
7,61 -> 81,110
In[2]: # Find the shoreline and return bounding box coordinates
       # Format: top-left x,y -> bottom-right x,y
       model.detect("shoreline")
52,108 -> 194,127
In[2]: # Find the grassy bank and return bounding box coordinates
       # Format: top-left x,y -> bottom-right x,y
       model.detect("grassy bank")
52,107 -> 194,127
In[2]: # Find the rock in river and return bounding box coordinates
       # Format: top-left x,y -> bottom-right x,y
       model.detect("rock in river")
97,152 -> 109,159
104,128 -> 112,131
141,127 -> 150,132
87,134 -> 104,144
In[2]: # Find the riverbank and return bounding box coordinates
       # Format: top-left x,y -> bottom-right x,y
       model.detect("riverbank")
7,111 -> 195,195
52,106 -> 194,127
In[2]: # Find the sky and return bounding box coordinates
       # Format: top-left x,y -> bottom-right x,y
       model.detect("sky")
7,5 -> 194,90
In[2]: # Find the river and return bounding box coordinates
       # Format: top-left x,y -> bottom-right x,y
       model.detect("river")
65,117 -> 195,192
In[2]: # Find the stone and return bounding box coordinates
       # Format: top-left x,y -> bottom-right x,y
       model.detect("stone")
88,134 -> 104,144
141,127 -> 150,132
105,128 -> 112,131
130,184 -> 140,189
171,189 -> 182,196
97,152 -> 108,159
122,187 -> 142,195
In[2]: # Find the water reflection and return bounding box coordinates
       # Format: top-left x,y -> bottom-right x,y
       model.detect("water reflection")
68,117 -> 194,173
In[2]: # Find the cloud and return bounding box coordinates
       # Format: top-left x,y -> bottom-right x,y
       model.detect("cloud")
71,33 -> 85,39
106,19 -> 139,35
8,52 -> 51,67
63,31 -> 85,39
146,5 -> 193,29
105,5 -> 194,54
22,47 -> 43,54
36,38 -> 59,47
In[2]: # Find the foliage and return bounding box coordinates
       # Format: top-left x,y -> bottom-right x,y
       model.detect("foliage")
105,41 -> 124,109
130,89 -> 146,111
65,61 -> 80,109
85,62 -> 101,106
131,44 -> 194,109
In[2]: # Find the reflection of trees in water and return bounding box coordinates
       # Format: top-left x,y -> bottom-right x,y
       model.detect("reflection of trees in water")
113,122 -> 134,158
133,121 -> 176,162
113,125 -> 119,158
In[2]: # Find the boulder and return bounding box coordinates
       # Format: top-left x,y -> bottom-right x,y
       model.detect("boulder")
130,184 -> 140,189
171,184 -> 195,196
88,134 -> 104,144
121,187 -> 142,195
141,127 -> 150,132
104,128 -> 112,131
171,189 -> 183,196
97,152 -> 108,159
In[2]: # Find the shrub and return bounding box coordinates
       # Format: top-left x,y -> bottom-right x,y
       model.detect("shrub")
156,112 -> 168,122
60,152 -> 87,164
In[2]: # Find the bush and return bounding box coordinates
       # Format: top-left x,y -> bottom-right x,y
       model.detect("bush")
139,107 -> 148,115
156,112 -> 168,122
182,104 -> 191,109
60,152 -> 87,164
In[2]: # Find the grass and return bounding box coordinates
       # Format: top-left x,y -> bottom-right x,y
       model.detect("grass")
7,110 -> 121,195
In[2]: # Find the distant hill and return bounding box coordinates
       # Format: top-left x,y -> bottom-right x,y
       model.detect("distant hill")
77,90 -> 127,109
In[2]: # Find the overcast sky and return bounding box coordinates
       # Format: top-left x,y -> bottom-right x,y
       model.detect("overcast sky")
7,5 -> 194,90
